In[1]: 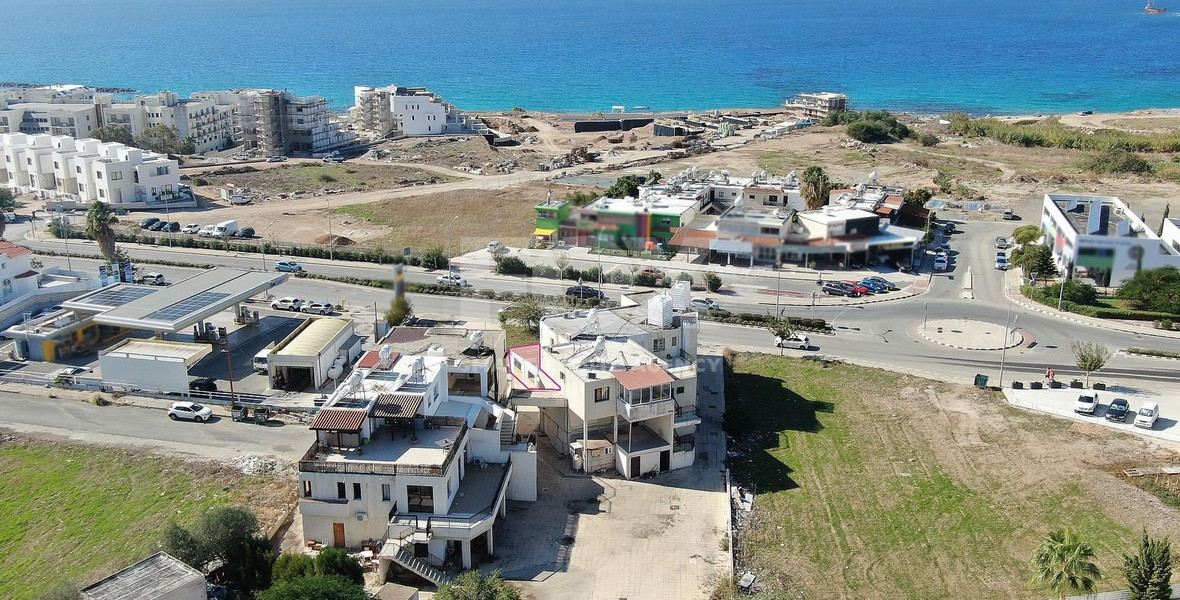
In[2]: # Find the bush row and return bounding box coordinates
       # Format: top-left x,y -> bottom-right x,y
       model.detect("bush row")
291,271 -> 613,308
1126,348 -> 1180,360
696,310 -> 832,333
1021,286 -> 1177,321
948,113 -> 1180,153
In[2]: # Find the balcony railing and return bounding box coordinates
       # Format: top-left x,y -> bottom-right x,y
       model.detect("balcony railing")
617,395 -> 674,421
299,421 -> 468,477
385,456 -> 513,537
674,402 -> 699,425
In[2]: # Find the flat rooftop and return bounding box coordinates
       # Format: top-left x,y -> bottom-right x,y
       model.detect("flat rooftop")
99,338 -> 212,367
1049,195 -> 1136,238
312,425 -> 461,468
274,317 -> 352,356
380,326 -> 503,367
81,552 -> 203,600
449,462 -> 508,515
543,305 -> 683,342
609,424 -> 669,454
551,337 -> 661,383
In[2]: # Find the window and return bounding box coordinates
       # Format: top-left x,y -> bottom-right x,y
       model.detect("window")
110,171 -> 122,181
653,338 -> 665,352
337,482 -> 346,499
76,166 -> 81,173
672,337 -> 677,346
407,485 -> 434,512
662,218 -> 672,226
98,189 -> 105,198
446,479 -> 452,497
96,171 -> 102,179
381,484 -> 391,502
303,481 -> 312,498
594,386 -> 610,403
677,386 -> 685,394
768,195 -> 778,203
78,183 -> 84,192
53,161 -> 59,169
155,165 -> 169,176
353,482 -> 362,500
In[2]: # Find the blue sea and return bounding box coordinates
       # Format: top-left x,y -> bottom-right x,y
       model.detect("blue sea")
3,0 -> 1179,115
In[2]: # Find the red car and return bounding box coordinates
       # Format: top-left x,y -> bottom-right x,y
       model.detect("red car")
841,280 -> 870,295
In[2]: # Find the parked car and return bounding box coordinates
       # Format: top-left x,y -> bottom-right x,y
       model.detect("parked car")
995,255 -> 1009,270
232,152 -> 251,161
302,301 -> 334,315
821,281 -> 859,297
1135,402 -> 1159,429
273,260 -> 303,272
640,267 -> 666,279
565,285 -> 605,299
51,366 -> 88,382
236,227 -> 255,238
266,155 -> 287,162
147,220 -> 167,231
135,272 -> 167,286
198,225 -> 217,237
862,276 -> 898,291
181,223 -> 201,234
228,195 -> 252,206
1074,394 -> 1098,415
1078,110 -> 1093,116
168,401 -> 213,422
1105,398 -> 1130,423
139,217 -> 161,229
689,297 -> 720,311
774,333 -> 811,350
994,236 -> 1009,249
271,297 -> 304,311
857,279 -> 887,294
1002,209 -> 1015,220
188,377 -> 218,392
841,280 -> 870,295
933,256 -> 949,271
164,221 -> 180,232
436,273 -> 468,287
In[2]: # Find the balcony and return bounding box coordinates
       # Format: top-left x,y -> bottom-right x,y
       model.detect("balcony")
674,402 -> 701,426
617,395 -> 673,421
299,421 -> 468,477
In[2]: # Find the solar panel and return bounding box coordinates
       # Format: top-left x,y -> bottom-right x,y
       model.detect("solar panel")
81,286 -> 158,308
145,291 -> 230,322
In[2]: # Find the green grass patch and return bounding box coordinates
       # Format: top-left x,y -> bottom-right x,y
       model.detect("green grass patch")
722,353 -> 1137,599
949,114 -> 1180,152
331,203 -> 385,225
756,151 -> 820,174
502,324 -> 539,348
0,437 -> 289,599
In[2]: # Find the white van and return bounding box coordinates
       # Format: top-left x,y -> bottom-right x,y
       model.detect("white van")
198,225 -> 216,237
252,347 -> 272,374
1135,402 -> 1159,429
212,220 -> 239,237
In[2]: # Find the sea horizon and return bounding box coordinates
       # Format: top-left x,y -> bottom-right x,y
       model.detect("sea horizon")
3,0 -> 1179,117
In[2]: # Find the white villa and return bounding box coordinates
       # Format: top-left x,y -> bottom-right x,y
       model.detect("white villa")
352,85 -> 487,138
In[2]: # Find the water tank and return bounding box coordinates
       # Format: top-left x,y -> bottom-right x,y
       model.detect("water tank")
647,295 -> 673,328
326,364 -> 343,381
379,344 -> 393,362
671,282 -> 691,310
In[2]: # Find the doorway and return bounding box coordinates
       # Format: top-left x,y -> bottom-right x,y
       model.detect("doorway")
630,455 -> 640,478
660,450 -> 670,472
332,522 -> 345,547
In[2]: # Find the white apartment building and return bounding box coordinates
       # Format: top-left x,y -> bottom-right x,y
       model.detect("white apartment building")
508,293 -> 702,479
0,102 -> 100,138
97,91 -> 234,153
0,84 -> 96,105
1,133 -> 180,206
784,91 -> 847,120
352,85 -> 486,137
1041,194 -> 1180,287
298,332 -> 535,585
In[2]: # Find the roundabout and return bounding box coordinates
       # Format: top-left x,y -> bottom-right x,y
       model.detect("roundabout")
917,318 -> 1026,351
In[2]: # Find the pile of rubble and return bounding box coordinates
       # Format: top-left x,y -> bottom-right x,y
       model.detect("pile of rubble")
229,453 -> 291,476
540,146 -> 599,171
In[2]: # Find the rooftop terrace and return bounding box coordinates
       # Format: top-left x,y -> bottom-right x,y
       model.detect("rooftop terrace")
300,421 -> 467,476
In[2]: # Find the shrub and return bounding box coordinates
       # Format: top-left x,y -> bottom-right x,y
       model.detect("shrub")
1156,319 -> 1174,330
703,272 -> 722,293
495,256 -> 530,275
1080,150 -> 1152,174
917,132 -> 940,147
420,246 -> 449,270
676,272 -> 694,283
1127,347 -> 1180,359
191,177 -> 209,186
318,173 -> 337,183
933,171 -> 953,193
477,288 -> 496,299
1042,279 -> 1099,306
846,120 -> 895,144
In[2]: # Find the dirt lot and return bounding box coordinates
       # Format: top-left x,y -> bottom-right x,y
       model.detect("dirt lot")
190,161 -> 454,198
724,353 -> 1180,600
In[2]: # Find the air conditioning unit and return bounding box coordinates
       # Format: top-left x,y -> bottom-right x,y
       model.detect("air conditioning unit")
355,512 -> 368,522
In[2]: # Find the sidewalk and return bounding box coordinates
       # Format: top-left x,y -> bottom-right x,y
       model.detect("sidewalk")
1001,269 -> 1180,341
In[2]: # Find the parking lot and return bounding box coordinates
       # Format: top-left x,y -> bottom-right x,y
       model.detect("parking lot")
1006,387 -> 1180,444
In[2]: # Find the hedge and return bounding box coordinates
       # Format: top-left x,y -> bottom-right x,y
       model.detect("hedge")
1126,348 -> 1180,360
697,310 -> 832,333
1021,285 -> 1177,322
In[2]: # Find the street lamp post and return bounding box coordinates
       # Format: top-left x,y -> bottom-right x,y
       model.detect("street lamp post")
923,302 -> 928,333
56,208 -> 73,271
223,333 -> 237,405
997,313 -> 1019,388
445,215 -> 459,273
775,261 -> 782,317
325,195 -> 333,261
1056,263 -> 1071,311
260,222 -> 275,271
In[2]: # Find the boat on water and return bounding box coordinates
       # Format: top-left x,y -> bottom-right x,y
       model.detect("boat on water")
1145,2 -> 1167,14
632,105 -> 650,110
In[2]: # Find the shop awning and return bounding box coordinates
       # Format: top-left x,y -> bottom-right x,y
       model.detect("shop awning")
533,227 -> 557,236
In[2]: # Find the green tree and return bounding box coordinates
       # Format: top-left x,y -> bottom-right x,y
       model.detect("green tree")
0,187 -> 16,211
646,170 -> 662,184
163,521 -> 211,570
903,188 -> 933,207
421,246 -> 450,270
256,575 -> 369,600
163,506 -> 273,596
1124,530 -> 1173,600
1014,245 -> 1057,281
384,296 -> 413,327
435,570 -> 521,600
1072,341 -> 1112,388
605,175 -> 641,198
500,294 -> 547,333
846,120 -> 894,143
703,272 -> 722,293
494,255 -> 530,275
676,272 -> 694,283
1012,224 -> 1042,246
90,124 -> 134,146
554,251 -> 570,281
133,124 -> 185,155
314,547 -> 364,585
272,553 -> 317,583
1043,279 -> 1099,306
917,132 -> 940,147
84,201 -> 120,265
562,190 -> 598,206
799,166 -> 831,210
765,314 -> 795,355
1031,528 -> 1102,600
1116,266 -> 1180,314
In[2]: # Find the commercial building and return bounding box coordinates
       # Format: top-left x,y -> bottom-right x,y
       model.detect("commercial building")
96,91 -> 235,153
351,85 -> 487,137
297,329 -> 535,584
507,291 -> 701,479
784,91 -> 847,120
1040,194 -> 1180,286
80,552 -> 205,600
267,317 -> 364,391
1,133 -> 181,207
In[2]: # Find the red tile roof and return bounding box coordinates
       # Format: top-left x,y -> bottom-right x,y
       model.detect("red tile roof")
14,269 -> 37,279
611,363 -> 674,390
372,393 -> 423,420
0,240 -> 31,259
668,228 -> 716,249
309,408 -> 366,431
510,344 -> 542,369
356,351 -> 380,369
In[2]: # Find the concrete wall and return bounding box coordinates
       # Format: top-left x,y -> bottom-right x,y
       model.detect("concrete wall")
99,352 -> 189,393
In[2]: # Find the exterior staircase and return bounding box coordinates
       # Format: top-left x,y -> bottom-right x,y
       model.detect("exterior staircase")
499,412 -> 517,449
393,547 -> 451,586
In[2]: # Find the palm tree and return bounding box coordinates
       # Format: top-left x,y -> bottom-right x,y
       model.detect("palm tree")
84,201 -> 119,264
800,166 -> 832,210
1032,528 -> 1102,600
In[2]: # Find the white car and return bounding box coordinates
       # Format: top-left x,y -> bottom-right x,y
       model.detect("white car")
1074,394 -> 1098,415
168,401 -> 213,423
933,256 -> 948,271
271,297 -> 304,311
994,236 -> 1008,249
198,225 -> 217,237
266,155 -> 287,162
51,366 -> 88,381
302,301 -> 334,315
995,256 -> 1009,270
774,333 -> 811,350
436,273 -> 468,287
1135,402 -> 1159,429
181,223 -> 201,234
689,297 -> 721,311
231,152 -> 250,161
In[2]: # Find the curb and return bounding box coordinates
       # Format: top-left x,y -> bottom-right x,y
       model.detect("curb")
916,325 -> 1025,351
